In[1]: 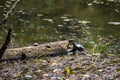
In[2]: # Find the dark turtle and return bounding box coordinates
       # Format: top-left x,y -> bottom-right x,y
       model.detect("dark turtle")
67,39 -> 85,54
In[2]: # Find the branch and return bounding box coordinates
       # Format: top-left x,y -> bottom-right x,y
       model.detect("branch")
0,29 -> 12,59
0,0 -> 21,26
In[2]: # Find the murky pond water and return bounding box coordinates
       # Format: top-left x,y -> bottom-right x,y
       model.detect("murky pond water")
0,0 -> 120,54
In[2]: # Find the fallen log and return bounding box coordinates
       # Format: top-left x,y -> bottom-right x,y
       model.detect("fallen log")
1,40 -> 69,61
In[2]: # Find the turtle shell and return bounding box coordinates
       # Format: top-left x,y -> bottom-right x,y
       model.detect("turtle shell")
75,43 -> 84,48
74,43 -> 84,51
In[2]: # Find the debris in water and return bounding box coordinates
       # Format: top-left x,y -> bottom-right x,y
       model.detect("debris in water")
108,22 -> 120,25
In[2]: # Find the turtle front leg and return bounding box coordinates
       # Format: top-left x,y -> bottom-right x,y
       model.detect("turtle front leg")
68,48 -> 77,54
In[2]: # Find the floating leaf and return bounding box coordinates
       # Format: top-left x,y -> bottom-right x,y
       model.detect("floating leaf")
88,3 -> 92,6
0,6 -> 3,8
61,16 -> 67,19
37,14 -> 43,17
108,22 -> 120,25
63,19 -> 71,22
20,30 -> 24,32
2,14 -> 6,16
57,24 -> 63,27
43,18 -> 53,23
78,20 -> 91,24
115,9 -> 119,13
5,4 -> 10,8
6,1 -> 12,4
11,0 -> 16,1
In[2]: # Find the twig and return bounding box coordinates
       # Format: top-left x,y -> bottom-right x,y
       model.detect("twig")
0,0 -> 21,26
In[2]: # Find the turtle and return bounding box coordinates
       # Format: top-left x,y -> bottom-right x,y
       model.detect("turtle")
67,39 -> 86,54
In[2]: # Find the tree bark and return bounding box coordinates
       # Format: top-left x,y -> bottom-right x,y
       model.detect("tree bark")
0,40 -> 69,61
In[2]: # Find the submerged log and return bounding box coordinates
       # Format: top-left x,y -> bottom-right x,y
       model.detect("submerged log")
1,40 -> 69,61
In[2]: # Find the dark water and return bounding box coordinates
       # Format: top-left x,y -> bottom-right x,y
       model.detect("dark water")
0,0 -> 120,54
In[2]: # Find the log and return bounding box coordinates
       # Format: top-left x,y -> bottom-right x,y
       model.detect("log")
1,40 -> 69,61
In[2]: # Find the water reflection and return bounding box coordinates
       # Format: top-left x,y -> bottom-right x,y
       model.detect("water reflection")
0,0 -> 120,53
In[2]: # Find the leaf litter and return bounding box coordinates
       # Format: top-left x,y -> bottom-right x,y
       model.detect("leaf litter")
0,53 -> 120,80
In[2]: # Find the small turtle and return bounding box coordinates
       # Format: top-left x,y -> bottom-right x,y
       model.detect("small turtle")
67,39 -> 86,54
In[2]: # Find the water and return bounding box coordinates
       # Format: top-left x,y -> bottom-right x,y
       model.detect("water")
0,0 -> 120,54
